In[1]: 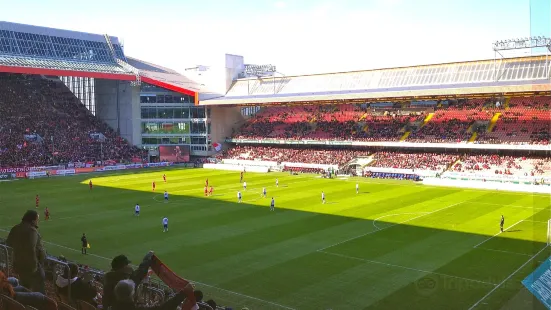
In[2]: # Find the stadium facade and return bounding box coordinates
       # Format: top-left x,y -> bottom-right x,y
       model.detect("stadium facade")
0,21 -> 549,160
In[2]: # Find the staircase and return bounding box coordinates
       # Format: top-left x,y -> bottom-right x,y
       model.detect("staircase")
504,97 -> 511,110
487,113 -> 501,132
400,131 -> 411,141
420,113 -> 434,128
468,132 -> 478,143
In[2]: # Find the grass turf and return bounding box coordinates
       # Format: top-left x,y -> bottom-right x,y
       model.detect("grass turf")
0,168 -> 550,310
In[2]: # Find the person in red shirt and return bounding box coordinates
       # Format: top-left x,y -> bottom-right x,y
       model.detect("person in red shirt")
35,194 -> 39,208
44,207 -> 50,220
89,180 -> 93,190
204,186 -> 208,196
205,178 -> 208,187
152,181 -> 156,191
163,174 -> 166,183
209,186 -> 214,196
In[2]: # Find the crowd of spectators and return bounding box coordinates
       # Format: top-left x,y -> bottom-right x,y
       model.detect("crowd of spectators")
452,155 -> 551,176
220,145 -> 370,166
371,152 -> 458,171
0,73 -> 147,168
233,97 -> 549,145
1,210 -> 228,310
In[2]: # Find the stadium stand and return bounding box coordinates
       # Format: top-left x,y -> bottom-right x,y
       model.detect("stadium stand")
220,145 -> 371,165
450,155 -> 551,177
476,96 -> 551,145
370,152 -> 458,171
0,73 -> 146,168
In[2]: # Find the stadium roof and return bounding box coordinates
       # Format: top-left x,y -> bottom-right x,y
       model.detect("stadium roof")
0,21 -> 200,96
202,56 -> 551,105
127,57 -> 207,96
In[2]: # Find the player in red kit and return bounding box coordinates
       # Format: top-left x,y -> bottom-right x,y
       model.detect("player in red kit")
204,186 -> 208,196
209,186 -> 214,196
44,207 -> 50,220
205,178 -> 208,187
152,181 -> 156,191
89,180 -> 93,190
35,195 -> 39,208
163,174 -> 166,182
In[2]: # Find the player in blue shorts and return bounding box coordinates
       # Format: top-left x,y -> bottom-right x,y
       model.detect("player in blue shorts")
262,187 -> 267,198
162,217 -> 168,232
270,197 -> 275,211
164,191 -> 169,203
135,203 -> 140,216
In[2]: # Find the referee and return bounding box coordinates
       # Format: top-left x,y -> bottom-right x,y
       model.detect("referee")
500,215 -> 504,233
81,233 -> 88,255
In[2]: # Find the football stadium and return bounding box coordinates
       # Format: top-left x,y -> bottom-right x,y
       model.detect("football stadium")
0,15 -> 550,310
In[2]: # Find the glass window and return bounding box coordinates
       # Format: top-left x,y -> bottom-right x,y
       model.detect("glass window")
156,95 -> 165,103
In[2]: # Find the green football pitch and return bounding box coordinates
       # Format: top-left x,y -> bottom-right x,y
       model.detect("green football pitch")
1,168 -> 550,310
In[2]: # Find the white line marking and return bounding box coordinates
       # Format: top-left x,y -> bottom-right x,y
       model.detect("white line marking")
372,212 -> 430,230
318,201 -> 465,252
468,244 -> 549,310
318,250 -> 496,286
474,202 -> 548,210
473,219 -> 525,249
476,247 -> 533,257
524,220 -> 550,224
0,231 -> 296,310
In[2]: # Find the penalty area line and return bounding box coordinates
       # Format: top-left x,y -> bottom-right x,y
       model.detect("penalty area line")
468,244 -> 549,310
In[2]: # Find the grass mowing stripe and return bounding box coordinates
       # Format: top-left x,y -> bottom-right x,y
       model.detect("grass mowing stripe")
473,219 -> 531,249
318,201 -> 465,252
476,247 -> 533,257
318,250 -> 497,286
467,244 -> 549,310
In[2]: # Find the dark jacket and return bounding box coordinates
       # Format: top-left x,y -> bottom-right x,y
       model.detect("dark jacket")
6,222 -> 46,274
103,253 -> 153,309
55,276 -> 97,305
111,292 -> 186,310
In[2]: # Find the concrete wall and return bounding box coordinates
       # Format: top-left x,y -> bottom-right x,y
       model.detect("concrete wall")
209,106 -> 245,145
95,79 -> 141,145
195,54 -> 245,101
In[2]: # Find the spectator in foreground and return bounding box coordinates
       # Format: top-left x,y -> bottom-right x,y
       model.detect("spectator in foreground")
112,279 -> 188,310
55,262 -> 98,305
0,271 -> 57,310
103,252 -> 154,309
6,210 -> 46,293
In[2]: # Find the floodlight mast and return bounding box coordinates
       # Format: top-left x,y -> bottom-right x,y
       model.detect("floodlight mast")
492,36 -> 551,81
243,64 -> 286,95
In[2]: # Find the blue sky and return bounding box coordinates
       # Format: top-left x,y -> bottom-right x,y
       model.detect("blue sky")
0,0 -> 542,75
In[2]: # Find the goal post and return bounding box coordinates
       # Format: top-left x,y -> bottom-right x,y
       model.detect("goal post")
548,219 -> 551,247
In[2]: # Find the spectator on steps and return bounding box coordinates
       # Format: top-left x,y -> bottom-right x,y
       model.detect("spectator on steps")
6,210 -> 46,293
103,252 -> 155,309
112,279 -> 189,310
0,271 -> 57,310
55,262 -> 98,306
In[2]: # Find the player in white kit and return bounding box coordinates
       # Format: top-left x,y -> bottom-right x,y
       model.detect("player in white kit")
243,181 -> 247,190
270,197 -> 275,211
164,191 -> 169,202
162,217 -> 168,232
262,187 -> 267,198
356,183 -> 359,194
321,192 -> 325,204
276,179 -> 279,187
237,191 -> 242,203
135,204 -> 140,216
